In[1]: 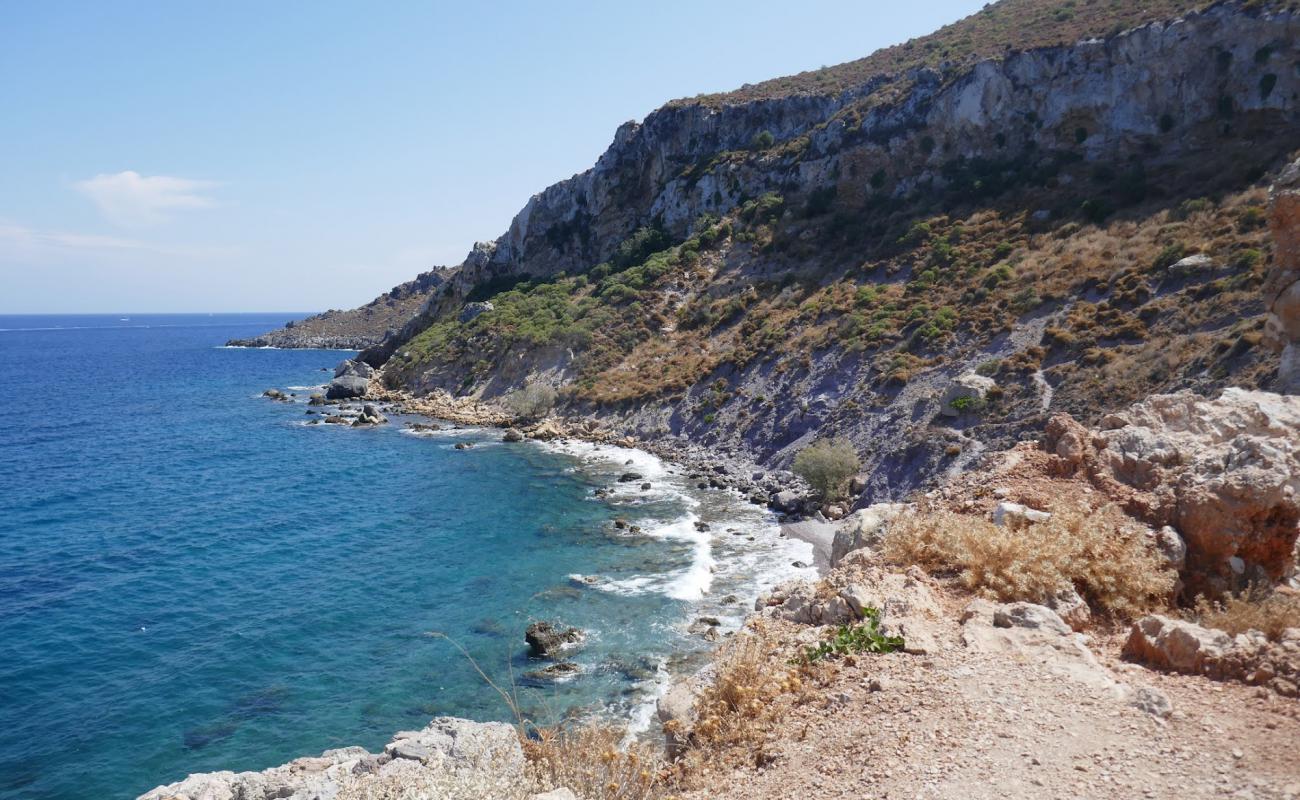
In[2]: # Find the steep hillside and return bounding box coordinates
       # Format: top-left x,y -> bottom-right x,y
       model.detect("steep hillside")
227,268 -> 451,349
247,0 -> 1299,500
354,0 -> 1298,501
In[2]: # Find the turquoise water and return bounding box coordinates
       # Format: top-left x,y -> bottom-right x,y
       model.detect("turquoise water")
0,314 -> 810,799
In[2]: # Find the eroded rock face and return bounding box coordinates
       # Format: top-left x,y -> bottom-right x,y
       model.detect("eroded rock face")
1123,615 -> 1300,696
1267,157 -> 1300,394
326,359 -> 373,400
1043,389 -> 1300,592
829,503 -> 910,567
137,717 -> 524,800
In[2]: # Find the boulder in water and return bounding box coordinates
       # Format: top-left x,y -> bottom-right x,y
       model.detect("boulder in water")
525,621 -> 583,658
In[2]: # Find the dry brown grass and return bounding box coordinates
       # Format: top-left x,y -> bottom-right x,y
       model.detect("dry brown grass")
1194,588 -> 1300,641
669,622 -> 825,785
523,725 -> 664,800
883,503 -> 1175,619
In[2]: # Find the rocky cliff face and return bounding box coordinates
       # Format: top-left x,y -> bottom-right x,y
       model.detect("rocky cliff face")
358,1 -> 1298,502
432,2 -> 1296,303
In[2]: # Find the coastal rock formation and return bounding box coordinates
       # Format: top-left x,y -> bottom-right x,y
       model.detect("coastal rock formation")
326,359 -> 373,400
829,503 -> 910,567
1123,615 -> 1300,696
138,717 -> 524,800
1043,389 -> 1300,592
226,268 -> 452,350
524,621 -> 584,658
1267,157 -> 1300,394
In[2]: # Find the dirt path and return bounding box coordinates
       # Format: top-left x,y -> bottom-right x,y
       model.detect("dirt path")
682,593 -> 1300,800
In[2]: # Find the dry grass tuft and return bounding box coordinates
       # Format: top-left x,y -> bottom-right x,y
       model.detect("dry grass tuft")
523,725 -> 664,800
671,623 -> 825,783
883,503 -> 1174,619
1194,588 -> 1300,641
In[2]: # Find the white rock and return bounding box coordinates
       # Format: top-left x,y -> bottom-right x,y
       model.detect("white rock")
993,501 -> 1052,528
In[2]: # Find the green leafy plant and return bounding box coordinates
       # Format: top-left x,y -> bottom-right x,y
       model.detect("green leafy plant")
792,438 -> 861,501
797,609 -> 904,664
949,394 -> 980,413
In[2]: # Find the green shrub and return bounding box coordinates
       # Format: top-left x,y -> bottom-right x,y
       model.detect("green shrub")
1234,249 -> 1263,270
792,438 -> 861,501
751,130 -> 775,149
1152,243 -> 1186,270
504,382 -> 557,420
796,610 -> 904,664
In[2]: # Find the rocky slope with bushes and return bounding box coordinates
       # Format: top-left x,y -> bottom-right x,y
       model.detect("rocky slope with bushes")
233,0 -> 1300,501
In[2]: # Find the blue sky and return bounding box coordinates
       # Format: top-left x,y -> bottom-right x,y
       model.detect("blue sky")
0,1 -> 985,313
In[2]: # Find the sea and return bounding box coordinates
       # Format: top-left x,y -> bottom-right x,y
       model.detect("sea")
0,313 -> 811,800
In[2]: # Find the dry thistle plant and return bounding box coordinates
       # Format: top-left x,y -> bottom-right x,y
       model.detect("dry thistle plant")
884,502 -> 1174,619
1194,588 -> 1300,641
523,724 -> 664,800
670,622 -> 826,785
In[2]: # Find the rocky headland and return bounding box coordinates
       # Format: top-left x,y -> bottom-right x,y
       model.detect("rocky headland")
160,1 -> 1300,798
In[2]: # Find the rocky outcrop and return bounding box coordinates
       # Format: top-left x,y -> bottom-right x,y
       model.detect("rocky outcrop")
227,268 -> 452,350
326,359 -> 373,400
138,717 -> 525,800
1043,389 -> 1300,593
1267,157 -> 1300,394
962,599 -> 1128,697
1123,615 -> 1300,696
939,373 -> 995,417
829,503 -> 910,567
524,621 -> 584,658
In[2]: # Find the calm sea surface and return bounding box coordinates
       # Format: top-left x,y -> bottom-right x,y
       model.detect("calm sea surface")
0,314 -> 809,799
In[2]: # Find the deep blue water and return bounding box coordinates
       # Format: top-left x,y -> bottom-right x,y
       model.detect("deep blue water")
0,314 -> 810,800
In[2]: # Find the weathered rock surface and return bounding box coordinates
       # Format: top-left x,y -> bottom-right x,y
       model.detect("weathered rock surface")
137,717 -> 524,800
326,359 -> 374,400
524,621 -> 584,658
939,372 -> 995,416
1267,156 -> 1300,394
962,600 -> 1126,696
1123,615 -> 1300,695
829,503 -> 910,567
1044,388 -> 1300,591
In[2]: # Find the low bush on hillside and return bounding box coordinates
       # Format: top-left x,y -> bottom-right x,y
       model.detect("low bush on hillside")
504,382 -> 557,420
1194,587 -> 1300,641
792,438 -> 861,501
883,503 -> 1175,619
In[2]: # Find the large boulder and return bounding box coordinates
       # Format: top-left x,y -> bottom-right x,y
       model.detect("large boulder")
459,301 -> 494,323
939,372 -> 995,416
1122,615 -> 1233,676
1043,389 -> 1300,592
524,621 -> 583,658
326,359 -> 373,399
1124,616 -> 1300,696
1267,157 -> 1300,394
829,503 -> 910,567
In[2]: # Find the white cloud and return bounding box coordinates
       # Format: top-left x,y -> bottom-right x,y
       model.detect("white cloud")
74,170 -> 219,227
0,219 -> 234,259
